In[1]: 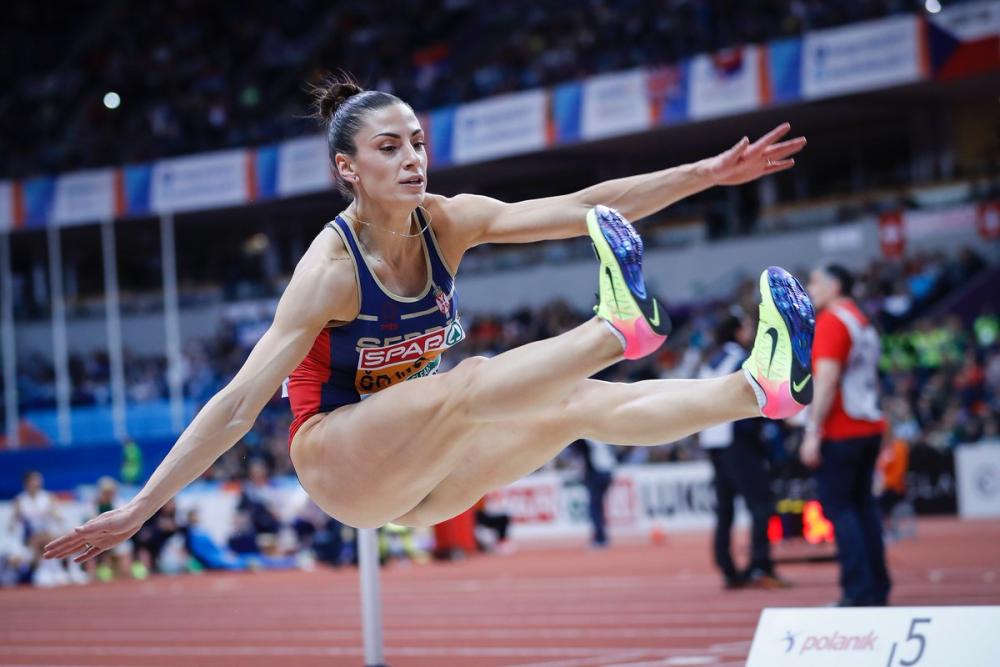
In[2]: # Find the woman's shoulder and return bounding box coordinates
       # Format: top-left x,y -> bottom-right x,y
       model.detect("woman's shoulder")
281,223 -> 360,322
419,194 -> 475,271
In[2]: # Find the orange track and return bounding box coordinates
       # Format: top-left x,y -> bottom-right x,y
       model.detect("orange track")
2,518 -> 999,666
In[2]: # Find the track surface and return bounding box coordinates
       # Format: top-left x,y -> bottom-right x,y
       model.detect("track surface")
2,518 -> 999,667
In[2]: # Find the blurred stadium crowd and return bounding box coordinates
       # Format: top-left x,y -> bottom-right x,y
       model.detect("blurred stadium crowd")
2,0 -> 941,179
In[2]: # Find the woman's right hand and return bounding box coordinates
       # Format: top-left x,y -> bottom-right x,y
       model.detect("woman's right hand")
43,503 -> 148,563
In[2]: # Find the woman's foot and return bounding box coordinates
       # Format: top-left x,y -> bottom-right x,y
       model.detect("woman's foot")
743,266 -> 815,418
587,205 -> 670,360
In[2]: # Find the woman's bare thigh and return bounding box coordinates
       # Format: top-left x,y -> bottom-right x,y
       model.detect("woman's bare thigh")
289,358 -> 490,528
393,408 -> 583,527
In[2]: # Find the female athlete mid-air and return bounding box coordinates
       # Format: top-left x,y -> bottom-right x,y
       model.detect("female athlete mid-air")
46,75 -> 813,562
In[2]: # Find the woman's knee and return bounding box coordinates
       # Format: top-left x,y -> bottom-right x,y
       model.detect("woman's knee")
442,355 -> 490,412
450,355 -> 488,383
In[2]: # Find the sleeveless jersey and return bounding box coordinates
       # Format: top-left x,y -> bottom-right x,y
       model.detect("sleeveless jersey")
284,208 -> 465,446
829,303 -> 882,423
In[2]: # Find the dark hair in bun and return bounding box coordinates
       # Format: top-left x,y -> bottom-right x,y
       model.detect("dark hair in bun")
309,72 -> 408,199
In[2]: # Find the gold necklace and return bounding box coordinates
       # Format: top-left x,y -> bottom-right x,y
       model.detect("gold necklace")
342,211 -> 428,238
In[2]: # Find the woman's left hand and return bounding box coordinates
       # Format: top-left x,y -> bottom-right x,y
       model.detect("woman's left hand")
44,503 -> 147,564
702,123 -> 807,186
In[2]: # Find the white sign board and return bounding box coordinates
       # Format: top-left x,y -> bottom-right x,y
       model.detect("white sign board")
801,15 -> 924,100
485,462 -> 742,540
956,442 -> 1000,518
451,90 -> 548,165
748,606 -> 1000,667
580,68 -> 652,140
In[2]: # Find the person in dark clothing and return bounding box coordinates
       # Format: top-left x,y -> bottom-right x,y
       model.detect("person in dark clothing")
571,438 -> 617,547
132,498 -> 179,573
802,264 -> 891,607
699,313 -> 789,589
473,497 -> 513,553
237,459 -> 282,544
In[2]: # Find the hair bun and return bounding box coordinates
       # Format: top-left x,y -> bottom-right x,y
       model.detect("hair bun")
312,74 -> 365,124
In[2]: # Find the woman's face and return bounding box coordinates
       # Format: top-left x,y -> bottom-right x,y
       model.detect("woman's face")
336,103 -> 428,209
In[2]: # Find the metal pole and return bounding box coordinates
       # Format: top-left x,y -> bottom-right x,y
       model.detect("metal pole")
100,218 -> 127,442
357,527 -> 386,667
159,213 -> 184,434
47,224 -> 72,444
0,231 -> 18,448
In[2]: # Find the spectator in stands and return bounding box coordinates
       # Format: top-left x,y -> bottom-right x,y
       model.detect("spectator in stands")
132,497 -> 180,574
292,498 -> 350,566
88,476 -> 143,581
0,534 -> 33,587
183,508 -> 296,571
802,264 -> 891,607
1,0 -> 928,180
699,313 -> 787,589
12,471 -> 84,586
877,435 -> 912,541
236,458 -> 282,553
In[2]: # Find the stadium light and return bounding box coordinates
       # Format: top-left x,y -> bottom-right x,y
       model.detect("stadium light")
925,0 -> 942,14
103,91 -> 121,109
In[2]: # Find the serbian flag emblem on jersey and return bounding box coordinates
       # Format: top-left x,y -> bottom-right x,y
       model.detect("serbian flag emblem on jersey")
434,287 -> 450,317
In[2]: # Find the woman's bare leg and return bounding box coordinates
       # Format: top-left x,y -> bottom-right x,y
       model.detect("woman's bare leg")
293,318 -> 625,527
572,372 -> 759,445
457,317 -> 622,420
395,372 -> 759,526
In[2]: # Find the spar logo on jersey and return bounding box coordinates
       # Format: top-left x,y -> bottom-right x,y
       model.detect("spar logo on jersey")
359,321 -> 464,370
355,320 -> 465,395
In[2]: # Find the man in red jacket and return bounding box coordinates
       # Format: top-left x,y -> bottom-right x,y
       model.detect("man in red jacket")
801,264 -> 891,607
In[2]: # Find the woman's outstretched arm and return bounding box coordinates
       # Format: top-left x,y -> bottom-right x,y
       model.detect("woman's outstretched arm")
430,123 -> 805,251
44,251 -> 355,563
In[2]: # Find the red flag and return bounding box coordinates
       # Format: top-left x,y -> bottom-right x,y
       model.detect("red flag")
977,201 -> 1000,240
878,211 -> 906,258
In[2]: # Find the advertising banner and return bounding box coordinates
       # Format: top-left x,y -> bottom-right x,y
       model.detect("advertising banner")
956,441 -> 1000,518
749,606 -> 1000,667
580,68 -> 653,140
802,15 -> 926,99
276,135 -> 333,197
51,168 -> 119,227
150,149 -> 251,214
485,462 -> 732,540
451,90 -> 548,165
688,46 -> 766,120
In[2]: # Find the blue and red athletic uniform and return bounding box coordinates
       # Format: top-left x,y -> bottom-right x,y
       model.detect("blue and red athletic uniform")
285,208 -> 465,447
